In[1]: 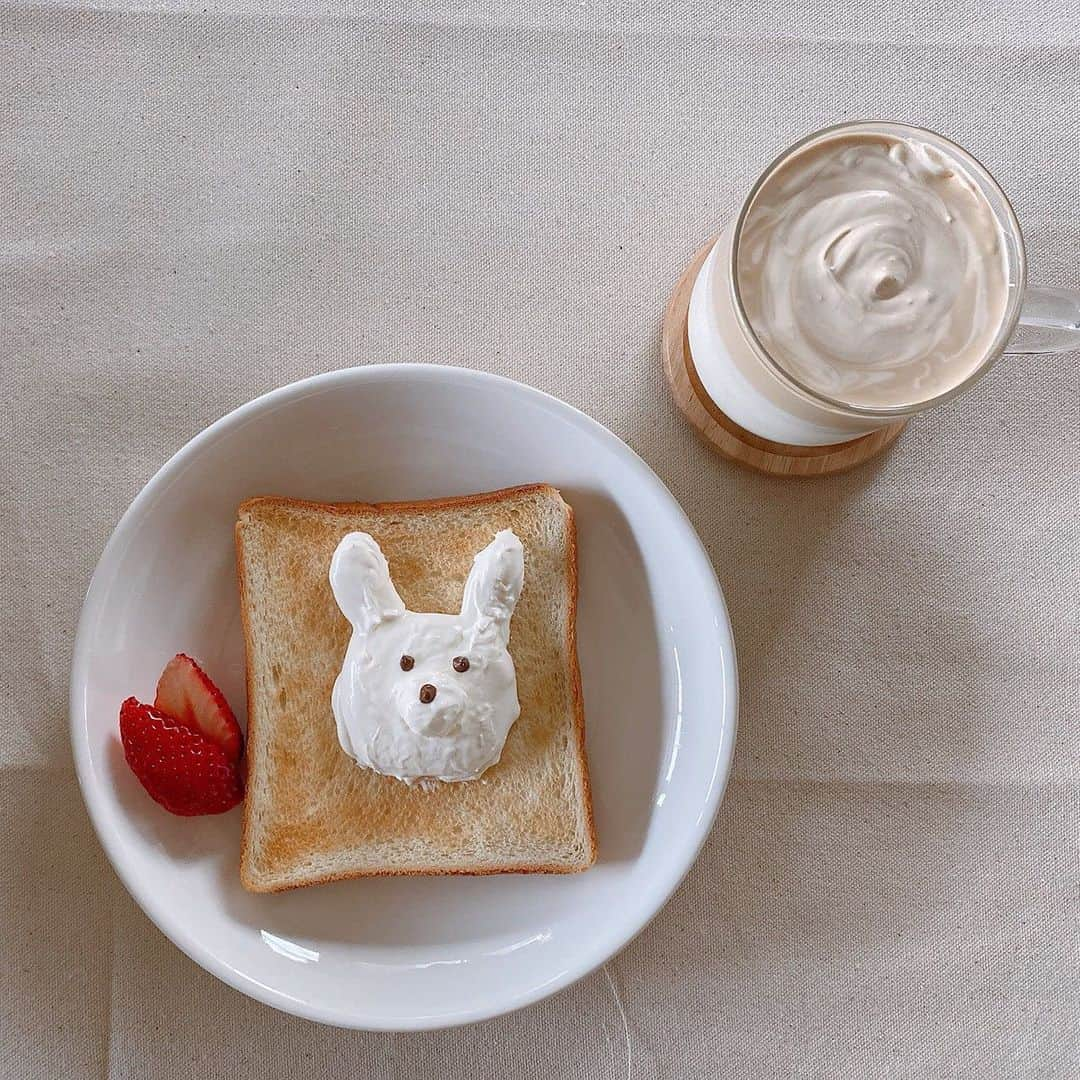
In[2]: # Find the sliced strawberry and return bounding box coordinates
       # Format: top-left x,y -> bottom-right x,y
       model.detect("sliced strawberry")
119,697 -> 243,816
154,653 -> 243,763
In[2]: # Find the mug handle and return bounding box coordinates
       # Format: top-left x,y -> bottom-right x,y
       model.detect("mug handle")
1007,285 -> 1080,354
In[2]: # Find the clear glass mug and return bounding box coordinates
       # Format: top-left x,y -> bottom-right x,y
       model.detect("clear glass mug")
687,120 -> 1080,446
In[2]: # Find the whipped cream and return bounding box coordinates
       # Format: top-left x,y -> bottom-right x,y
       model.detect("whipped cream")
737,134 -> 1009,409
329,529 -> 524,783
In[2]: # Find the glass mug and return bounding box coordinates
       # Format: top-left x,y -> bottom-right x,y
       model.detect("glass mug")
687,120 -> 1080,447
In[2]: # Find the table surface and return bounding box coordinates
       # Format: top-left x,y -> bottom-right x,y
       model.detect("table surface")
4,2 -> 1079,1077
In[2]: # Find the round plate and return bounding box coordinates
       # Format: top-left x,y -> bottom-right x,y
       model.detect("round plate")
70,365 -> 737,1030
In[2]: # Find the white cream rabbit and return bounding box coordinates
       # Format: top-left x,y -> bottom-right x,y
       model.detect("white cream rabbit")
329,529 -> 524,783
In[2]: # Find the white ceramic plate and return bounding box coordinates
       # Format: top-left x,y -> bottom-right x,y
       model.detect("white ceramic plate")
70,365 -> 737,1030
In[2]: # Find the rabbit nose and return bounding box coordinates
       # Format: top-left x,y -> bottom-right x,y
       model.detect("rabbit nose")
418,683 -> 437,704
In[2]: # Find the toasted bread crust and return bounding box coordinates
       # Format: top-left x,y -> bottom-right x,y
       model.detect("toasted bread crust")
235,484 -> 595,891
562,500 -> 597,865
235,517 -> 258,888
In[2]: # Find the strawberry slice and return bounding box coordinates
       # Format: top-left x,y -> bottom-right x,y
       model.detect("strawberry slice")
154,653 -> 243,763
119,697 -> 243,816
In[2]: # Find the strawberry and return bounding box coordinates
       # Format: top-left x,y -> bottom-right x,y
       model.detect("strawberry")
119,697 -> 244,816
154,653 -> 243,763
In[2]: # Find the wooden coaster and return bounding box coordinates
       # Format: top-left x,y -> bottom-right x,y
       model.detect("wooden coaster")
662,242 -> 907,478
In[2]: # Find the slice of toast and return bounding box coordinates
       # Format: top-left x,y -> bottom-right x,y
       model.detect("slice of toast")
235,484 -> 595,892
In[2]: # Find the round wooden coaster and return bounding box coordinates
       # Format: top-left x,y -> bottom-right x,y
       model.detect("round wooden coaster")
662,242 -> 908,478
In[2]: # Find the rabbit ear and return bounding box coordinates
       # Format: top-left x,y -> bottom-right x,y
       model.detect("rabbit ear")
330,532 -> 405,634
460,530 -> 524,644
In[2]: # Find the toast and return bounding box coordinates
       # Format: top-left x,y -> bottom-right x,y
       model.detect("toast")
235,484 -> 596,892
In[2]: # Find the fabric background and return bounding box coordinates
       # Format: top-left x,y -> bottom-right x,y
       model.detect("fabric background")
3,2 -> 1079,1076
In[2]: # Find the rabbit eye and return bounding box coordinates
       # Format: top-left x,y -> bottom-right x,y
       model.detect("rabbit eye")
452,656 -> 470,673
400,655 -> 415,671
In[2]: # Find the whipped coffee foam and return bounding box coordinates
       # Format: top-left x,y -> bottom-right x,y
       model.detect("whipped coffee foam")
736,135 -> 1009,410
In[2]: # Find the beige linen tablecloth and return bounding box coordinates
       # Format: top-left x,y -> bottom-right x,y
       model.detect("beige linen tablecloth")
4,2 -> 1079,1076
